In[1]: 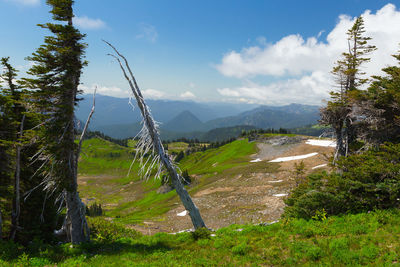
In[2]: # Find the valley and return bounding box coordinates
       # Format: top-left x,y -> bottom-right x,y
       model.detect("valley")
77,134 -> 334,234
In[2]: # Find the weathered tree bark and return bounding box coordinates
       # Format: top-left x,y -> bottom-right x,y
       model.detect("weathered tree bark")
59,89 -> 95,244
105,41 -> 206,229
334,125 -> 345,161
0,208 -> 2,240
10,115 -> 25,240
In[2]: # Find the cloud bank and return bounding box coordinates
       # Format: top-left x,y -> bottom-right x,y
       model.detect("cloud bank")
216,4 -> 400,105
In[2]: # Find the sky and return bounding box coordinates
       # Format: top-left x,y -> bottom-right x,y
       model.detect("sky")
1,0 -> 400,106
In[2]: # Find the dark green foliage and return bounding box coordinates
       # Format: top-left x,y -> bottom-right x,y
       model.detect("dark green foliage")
181,169 -> 191,185
86,203 -> 103,217
355,51 -> 400,144
174,151 -> 184,162
284,143 -> 400,219
0,57 -> 59,243
191,227 -> 211,240
24,0 -> 87,193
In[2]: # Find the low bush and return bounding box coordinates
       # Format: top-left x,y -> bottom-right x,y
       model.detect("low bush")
87,217 -> 141,241
284,143 -> 400,219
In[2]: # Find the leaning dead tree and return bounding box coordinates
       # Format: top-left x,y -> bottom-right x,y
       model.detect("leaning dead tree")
105,41 -> 206,229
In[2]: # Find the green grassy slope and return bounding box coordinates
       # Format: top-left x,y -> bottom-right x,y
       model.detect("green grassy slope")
1,209 -> 399,266
77,138 -> 261,225
78,138 -> 137,176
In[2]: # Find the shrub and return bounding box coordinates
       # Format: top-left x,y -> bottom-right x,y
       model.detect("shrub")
87,217 -> 141,241
86,203 -> 103,217
191,227 -> 211,240
284,143 -> 400,219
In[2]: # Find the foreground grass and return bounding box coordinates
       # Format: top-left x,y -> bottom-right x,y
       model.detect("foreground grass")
1,209 -> 399,266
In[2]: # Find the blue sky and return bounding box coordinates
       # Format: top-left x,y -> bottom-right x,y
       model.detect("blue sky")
1,0 -> 400,105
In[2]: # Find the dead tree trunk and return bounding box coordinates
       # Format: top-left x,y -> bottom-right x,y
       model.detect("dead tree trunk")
10,115 -> 25,240
0,208 -> 2,239
105,41 -> 206,229
55,90 -> 95,244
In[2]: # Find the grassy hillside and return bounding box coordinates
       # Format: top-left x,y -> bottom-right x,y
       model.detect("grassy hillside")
1,209 -> 399,266
78,137 -> 137,176
77,137 -> 260,226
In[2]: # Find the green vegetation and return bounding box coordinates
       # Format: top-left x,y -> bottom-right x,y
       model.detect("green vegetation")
284,143 -> 400,219
78,138 -> 138,176
76,137 -> 263,226
179,139 -> 256,175
1,209 -> 399,266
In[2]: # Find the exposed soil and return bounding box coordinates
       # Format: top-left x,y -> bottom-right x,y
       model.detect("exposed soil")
126,137 -> 335,234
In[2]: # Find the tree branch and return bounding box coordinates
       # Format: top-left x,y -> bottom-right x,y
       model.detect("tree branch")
76,87 -> 96,161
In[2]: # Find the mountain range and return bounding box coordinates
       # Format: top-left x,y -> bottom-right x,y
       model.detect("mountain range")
76,94 -> 320,140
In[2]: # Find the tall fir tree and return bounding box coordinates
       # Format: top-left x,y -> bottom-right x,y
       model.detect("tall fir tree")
0,57 -> 59,243
24,0 -> 89,243
320,16 -> 376,159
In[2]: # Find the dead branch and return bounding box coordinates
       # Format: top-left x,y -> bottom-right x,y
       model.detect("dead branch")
104,40 -> 206,229
76,87 -> 96,161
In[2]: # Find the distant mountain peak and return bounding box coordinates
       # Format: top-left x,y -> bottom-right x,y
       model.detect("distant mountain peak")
164,110 -> 204,132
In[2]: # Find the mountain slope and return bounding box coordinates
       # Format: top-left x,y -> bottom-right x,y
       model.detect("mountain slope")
163,110 -> 204,132
204,104 -> 320,130
76,94 -> 255,128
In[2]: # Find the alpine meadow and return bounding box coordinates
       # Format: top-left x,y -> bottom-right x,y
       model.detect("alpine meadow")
1,0 -> 400,266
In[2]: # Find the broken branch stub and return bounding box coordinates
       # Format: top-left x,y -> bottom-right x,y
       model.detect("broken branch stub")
104,40 -> 206,229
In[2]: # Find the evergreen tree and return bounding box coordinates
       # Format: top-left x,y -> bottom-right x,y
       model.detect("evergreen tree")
24,0 -> 89,244
355,49 -> 400,144
320,16 -> 376,159
0,57 -> 59,243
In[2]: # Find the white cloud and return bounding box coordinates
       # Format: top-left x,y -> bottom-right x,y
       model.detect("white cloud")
180,91 -> 196,99
217,71 -> 331,105
136,23 -> 158,43
142,89 -> 166,99
79,84 -> 129,98
73,16 -> 107,30
216,4 -> 400,105
5,0 -> 39,6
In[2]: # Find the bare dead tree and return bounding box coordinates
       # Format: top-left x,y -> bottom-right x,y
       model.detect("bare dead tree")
10,114 -> 25,240
0,208 -> 2,240
104,40 -> 206,229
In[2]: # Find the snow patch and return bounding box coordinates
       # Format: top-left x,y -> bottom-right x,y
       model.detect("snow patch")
177,210 -> 188,217
306,139 -> 336,147
269,152 -> 318,162
268,180 -> 283,183
250,158 -> 262,162
273,193 -> 288,197
312,164 -> 327,169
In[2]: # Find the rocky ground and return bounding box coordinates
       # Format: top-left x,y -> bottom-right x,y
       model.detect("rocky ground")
127,136 -> 335,234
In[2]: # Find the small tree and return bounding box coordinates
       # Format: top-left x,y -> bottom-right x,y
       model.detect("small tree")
293,161 -> 306,186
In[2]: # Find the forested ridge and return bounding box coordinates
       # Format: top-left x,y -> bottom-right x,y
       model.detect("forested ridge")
1,0 -> 400,266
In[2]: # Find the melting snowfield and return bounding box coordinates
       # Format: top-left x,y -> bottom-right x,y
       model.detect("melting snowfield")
177,210 -> 188,217
312,164 -> 327,169
306,139 -> 336,147
250,158 -> 262,162
269,152 -> 318,162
